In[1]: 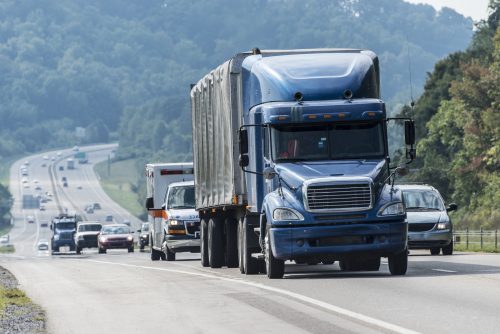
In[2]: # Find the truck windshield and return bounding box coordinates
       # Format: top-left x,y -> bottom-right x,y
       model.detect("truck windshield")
271,122 -> 385,162
78,224 -> 102,232
55,223 -> 75,229
167,186 -> 195,209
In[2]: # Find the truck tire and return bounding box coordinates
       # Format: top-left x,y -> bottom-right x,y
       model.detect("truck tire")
442,241 -> 453,255
225,218 -> 238,268
166,247 -> 176,261
128,247 -> 134,253
238,217 -> 259,274
264,228 -> 285,279
151,248 -> 161,261
430,247 -> 440,255
388,249 -> 408,275
76,247 -> 81,255
99,248 -> 106,254
321,256 -> 335,265
200,219 -> 209,267
208,218 -> 224,268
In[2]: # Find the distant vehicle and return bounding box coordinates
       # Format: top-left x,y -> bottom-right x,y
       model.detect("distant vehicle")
40,221 -> 49,228
21,169 -> 28,176
23,183 -> 29,188
27,216 -> 35,224
85,206 -> 94,214
37,240 -> 49,251
72,146 -> 79,152
46,191 -> 53,197
92,203 -> 101,210
62,176 -> 67,182
35,185 -> 42,191
75,222 -> 102,254
122,220 -> 131,226
105,215 -> 114,222
76,185 -> 83,190
33,179 -> 39,184
51,156 -> 56,161
41,163 -> 47,167
137,223 -> 150,250
39,204 -> 46,211
63,182 -> 68,187
43,155 -> 49,160
98,224 -> 134,254
145,163 -> 195,261
0,235 -> 9,244
74,151 -> 88,164
40,197 -> 48,203
67,158 -> 75,170
59,166 -> 64,171
57,151 -> 62,157
400,184 -> 457,255
22,178 -> 28,184
50,214 -> 78,254
24,160 -> 30,165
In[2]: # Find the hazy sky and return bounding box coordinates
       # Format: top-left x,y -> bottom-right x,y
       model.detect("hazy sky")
405,0 -> 490,21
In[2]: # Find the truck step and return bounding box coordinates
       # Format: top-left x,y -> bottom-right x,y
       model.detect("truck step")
251,253 -> 264,260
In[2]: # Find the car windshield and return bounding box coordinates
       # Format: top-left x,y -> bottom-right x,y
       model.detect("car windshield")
101,226 -> 130,235
271,122 -> 385,162
167,185 -> 195,209
402,190 -> 445,211
78,224 -> 102,232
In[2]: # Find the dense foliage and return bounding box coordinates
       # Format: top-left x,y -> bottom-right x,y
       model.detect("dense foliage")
0,184 -> 12,225
0,0 -> 473,162
400,1 -> 500,228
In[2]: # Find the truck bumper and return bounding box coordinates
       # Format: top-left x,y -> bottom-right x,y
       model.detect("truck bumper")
165,235 -> 200,253
408,230 -> 452,249
270,222 -> 407,260
52,240 -> 76,250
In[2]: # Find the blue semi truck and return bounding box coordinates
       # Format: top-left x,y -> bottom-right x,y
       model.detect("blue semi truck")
190,48 -> 416,278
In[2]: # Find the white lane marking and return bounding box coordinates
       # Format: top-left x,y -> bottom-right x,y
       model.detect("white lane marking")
87,259 -> 421,334
431,269 -> 457,273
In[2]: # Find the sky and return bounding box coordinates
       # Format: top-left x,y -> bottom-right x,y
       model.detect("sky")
404,0 -> 490,21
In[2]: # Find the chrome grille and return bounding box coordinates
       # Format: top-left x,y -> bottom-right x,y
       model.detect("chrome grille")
305,181 -> 372,212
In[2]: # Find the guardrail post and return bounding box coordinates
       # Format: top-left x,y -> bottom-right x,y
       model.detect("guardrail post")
496,229 -> 498,250
480,227 -> 483,250
466,228 -> 469,249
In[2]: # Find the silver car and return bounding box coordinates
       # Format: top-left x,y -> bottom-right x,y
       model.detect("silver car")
399,184 -> 457,255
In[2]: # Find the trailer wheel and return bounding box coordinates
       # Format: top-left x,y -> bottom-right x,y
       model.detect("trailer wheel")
200,219 -> 209,267
208,218 -> 224,268
388,249 -> 408,275
166,247 -> 175,261
225,218 -> 238,268
238,217 -> 259,274
442,241 -> 453,255
265,228 -> 284,279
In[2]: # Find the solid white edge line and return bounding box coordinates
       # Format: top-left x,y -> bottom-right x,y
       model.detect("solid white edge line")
86,259 -> 422,334
431,269 -> 457,273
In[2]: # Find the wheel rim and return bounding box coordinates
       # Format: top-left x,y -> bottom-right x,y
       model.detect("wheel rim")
264,231 -> 270,274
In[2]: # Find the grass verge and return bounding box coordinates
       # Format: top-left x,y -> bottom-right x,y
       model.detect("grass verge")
0,245 -> 14,254
0,288 -> 30,313
94,159 -> 144,218
454,244 -> 500,253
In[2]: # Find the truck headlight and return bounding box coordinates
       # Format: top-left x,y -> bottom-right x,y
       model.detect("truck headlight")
54,235 -> 60,240
378,202 -> 405,216
169,220 -> 181,226
273,208 -> 304,221
437,222 -> 450,230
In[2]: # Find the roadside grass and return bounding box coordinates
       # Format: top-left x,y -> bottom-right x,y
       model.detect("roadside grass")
0,245 -> 14,254
0,288 -> 30,313
94,159 -> 144,218
454,244 -> 500,253
0,224 -> 12,237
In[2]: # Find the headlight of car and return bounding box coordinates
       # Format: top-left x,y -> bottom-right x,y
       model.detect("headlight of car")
378,202 -> 405,216
127,235 -> 133,241
168,220 -> 181,226
100,236 -> 107,242
437,221 -> 450,230
273,208 -> 304,221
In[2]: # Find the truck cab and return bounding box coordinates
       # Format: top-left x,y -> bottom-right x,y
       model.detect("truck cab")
51,215 -> 78,254
160,181 -> 200,261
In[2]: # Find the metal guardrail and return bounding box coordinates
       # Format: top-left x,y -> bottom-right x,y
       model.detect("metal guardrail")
454,229 -> 499,250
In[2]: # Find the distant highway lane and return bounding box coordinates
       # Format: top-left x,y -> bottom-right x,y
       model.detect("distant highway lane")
1,144 -> 500,334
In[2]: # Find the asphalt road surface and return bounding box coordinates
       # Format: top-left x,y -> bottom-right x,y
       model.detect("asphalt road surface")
1,145 -> 500,334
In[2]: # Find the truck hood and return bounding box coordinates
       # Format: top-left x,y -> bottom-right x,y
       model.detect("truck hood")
275,159 -> 386,189
76,231 -> 100,237
166,208 -> 199,221
406,211 -> 447,224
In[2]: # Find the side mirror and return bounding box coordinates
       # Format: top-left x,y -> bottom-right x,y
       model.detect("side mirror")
263,167 -> 277,180
239,154 -> 249,167
137,229 -> 141,233
145,197 -> 154,210
404,120 -> 415,146
239,129 -> 248,154
447,203 -> 458,212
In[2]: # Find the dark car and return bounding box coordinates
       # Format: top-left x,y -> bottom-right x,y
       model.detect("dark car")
63,182 -> 68,187
400,184 -> 457,255
137,223 -> 150,250
59,166 -> 64,171
98,224 -> 134,254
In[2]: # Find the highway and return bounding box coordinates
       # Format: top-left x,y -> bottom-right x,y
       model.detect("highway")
1,144 -> 500,334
